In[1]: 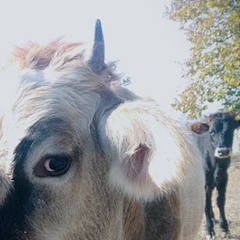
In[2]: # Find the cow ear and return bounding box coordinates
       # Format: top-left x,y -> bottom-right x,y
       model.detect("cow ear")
227,111 -> 240,129
232,112 -> 240,129
88,19 -> 105,74
99,101 -> 186,201
190,122 -> 209,135
228,111 -> 236,118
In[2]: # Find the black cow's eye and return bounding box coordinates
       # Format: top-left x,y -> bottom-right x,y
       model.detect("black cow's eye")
34,154 -> 72,177
209,131 -> 215,136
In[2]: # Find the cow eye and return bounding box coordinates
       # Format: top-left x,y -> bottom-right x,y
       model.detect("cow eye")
209,131 -> 215,136
34,154 -> 72,177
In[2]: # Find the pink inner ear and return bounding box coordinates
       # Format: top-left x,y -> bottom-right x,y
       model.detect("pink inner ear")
124,144 -> 150,182
190,123 -> 208,135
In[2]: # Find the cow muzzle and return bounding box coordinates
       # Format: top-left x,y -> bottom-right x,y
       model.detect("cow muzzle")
214,147 -> 231,158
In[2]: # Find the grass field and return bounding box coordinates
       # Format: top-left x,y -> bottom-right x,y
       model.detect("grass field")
196,153 -> 240,240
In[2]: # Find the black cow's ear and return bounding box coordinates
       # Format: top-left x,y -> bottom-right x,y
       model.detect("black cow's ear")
88,19 -> 105,74
190,122 -> 209,135
232,112 -> 240,129
236,120 -> 240,129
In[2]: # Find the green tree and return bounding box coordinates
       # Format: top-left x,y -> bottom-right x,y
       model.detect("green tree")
166,0 -> 240,119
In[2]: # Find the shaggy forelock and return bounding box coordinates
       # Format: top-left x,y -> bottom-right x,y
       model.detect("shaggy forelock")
10,38 -> 119,86
11,38 -> 85,70
4,38 -> 121,128
1,40 -> 114,177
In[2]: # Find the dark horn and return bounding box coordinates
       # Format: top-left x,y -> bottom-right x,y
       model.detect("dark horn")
88,19 -> 105,74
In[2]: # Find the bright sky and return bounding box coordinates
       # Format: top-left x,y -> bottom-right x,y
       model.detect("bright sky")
0,0 -> 196,119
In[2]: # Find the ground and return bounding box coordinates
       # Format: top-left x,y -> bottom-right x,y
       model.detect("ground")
196,153 -> 240,240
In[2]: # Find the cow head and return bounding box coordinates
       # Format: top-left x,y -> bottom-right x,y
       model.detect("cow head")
190,112 -> 240,158
0,19 -> 201,239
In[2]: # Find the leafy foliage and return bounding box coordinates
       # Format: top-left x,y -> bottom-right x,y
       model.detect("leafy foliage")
165,0 -> 240,119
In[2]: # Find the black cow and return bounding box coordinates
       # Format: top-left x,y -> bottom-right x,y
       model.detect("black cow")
190,112 -> 240,239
